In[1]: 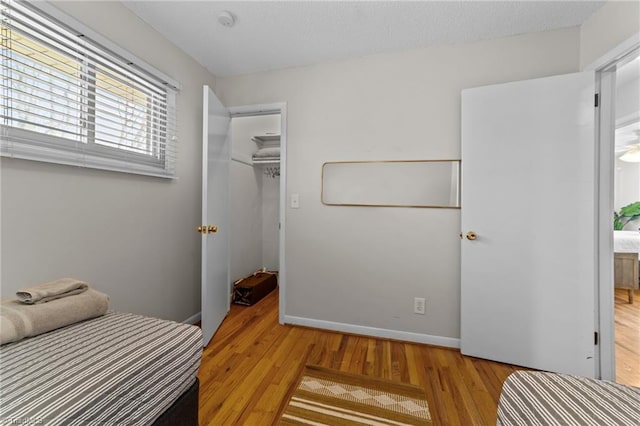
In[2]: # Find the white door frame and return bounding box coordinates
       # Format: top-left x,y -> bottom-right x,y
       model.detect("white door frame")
228,102 -> 288,324
585,33 -> 640,380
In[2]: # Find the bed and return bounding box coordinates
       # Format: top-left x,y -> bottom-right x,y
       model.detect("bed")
614,230 -> 640,303
0,311 -> 202,425
497,371 -> 640,425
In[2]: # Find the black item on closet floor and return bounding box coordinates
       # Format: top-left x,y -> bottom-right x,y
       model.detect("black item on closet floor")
232,272 -> 278,306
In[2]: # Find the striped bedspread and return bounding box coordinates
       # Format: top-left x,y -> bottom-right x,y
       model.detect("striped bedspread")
0,311 -> 202,425
497,371 -> 640,426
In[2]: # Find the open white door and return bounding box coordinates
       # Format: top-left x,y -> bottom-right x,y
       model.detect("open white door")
201,86 -> 231,346
461,71 -> 597,377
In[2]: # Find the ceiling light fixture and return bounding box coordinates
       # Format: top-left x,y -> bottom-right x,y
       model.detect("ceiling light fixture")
620,145 -> 640,163
619,130 -> 640,162
218,11 -> 235,28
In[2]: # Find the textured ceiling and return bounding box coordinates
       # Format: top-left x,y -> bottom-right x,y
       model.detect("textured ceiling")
122,1 -> 606,77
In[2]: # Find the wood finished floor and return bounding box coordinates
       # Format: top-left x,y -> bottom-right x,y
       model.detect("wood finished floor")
198,289 -> 523,425
198,288 -> 640,425
615,288 -> 640,387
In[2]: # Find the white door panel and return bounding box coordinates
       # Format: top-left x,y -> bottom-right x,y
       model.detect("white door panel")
461,71 -> 596,376
202,86 -> 231,346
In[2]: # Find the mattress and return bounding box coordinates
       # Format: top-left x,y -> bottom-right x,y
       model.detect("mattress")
0,311 -> 202,425
614,230 -> 640,253
497,371 -> 640,426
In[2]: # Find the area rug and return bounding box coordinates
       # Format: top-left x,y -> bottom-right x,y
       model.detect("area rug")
278,365 -> 432,425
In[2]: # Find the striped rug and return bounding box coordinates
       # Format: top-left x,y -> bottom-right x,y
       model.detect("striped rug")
278,365 -> 432,425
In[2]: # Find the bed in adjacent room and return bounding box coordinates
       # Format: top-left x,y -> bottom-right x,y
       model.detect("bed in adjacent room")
613,230 -> 640,303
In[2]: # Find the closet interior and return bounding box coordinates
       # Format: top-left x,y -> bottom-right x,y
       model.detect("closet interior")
229,114 -> 281,295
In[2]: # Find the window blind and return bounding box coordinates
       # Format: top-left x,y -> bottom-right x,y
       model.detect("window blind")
1,0 -> 179,178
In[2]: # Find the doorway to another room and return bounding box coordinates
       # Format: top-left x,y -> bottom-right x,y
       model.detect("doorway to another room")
611,50 -> 640,387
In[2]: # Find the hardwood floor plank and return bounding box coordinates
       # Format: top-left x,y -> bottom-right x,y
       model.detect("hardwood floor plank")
404,344 -> 424,386
615,289 -> 640,387
198,288 -> 638,425
391,341 -> 409,383
426,365 -> 462,425
364,338 -> 377,377
346,336 -> 369,375
451,354 -> 501,425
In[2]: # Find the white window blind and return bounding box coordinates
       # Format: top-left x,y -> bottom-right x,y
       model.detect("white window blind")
1,0 -> 179,178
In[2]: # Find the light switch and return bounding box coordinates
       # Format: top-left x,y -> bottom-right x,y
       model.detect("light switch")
290,193 -> 300,209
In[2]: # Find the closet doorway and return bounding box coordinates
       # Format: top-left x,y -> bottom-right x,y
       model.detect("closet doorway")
228,105 -> 287,319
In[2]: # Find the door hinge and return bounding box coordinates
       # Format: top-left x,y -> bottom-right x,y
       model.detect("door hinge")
595,93 -> 599,107
594,332 -> 599,345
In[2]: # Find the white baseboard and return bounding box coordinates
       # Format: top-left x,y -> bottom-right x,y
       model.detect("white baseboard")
283,315 -> 460,349
183,312 -> 201,325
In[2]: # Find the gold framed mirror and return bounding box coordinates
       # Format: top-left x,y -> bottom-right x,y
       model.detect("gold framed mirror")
321,159 -> 461,208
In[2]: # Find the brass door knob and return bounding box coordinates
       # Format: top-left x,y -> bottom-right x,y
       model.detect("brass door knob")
466,231 -> 477,241
197,225 -> 218,234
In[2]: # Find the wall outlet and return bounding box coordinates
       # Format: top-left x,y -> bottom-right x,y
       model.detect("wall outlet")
414,297 -> 426,315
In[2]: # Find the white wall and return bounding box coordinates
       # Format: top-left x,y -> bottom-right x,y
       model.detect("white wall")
613,57 -> 640,223
616,67 -> 640,122
580,0 -> 640,69
0,1 -> 216,322
230,161 -> 262,282
229,115 -> 280,282
217,28 -> 580,342
614,160 -> 640,213
261,170 -> 280,271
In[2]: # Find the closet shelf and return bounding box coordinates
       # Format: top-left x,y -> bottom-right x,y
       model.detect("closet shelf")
251,135 -> 280,144
252,134 -> 280,165
252,157 -> 280,165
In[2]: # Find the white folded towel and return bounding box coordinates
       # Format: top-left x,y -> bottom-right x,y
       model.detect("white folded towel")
16,278 -> 89,304
253,147 -> 280,158
0,288 -> 109,345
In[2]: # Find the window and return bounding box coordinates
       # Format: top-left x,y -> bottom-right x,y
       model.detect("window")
1,0 -> 178,178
